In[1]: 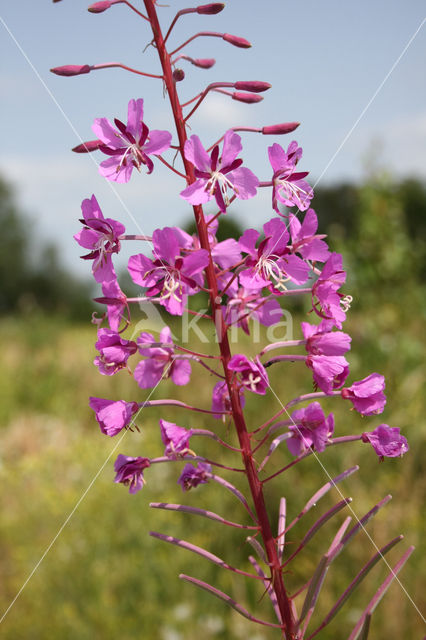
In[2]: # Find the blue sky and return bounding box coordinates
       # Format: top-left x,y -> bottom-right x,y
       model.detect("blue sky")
1,0 -> 425,275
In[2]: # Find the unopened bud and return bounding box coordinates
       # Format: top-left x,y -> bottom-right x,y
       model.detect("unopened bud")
234,81 -> 271,93
262,122 -> 300,135
232,92 -> 263,104
192,58 -> 216,69
50,64 -> 91,77
88,1 -> 113,13
72,139 -> 103,153
173,68 -> 185,82
196,3 -> 225,14
222,33 -> 251,48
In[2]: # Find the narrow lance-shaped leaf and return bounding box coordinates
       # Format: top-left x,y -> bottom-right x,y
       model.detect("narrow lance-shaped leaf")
299,495 -> 392,635
347,546 -> 415,640
285,466 -> 359,533
307,535 -> 404,638
149,502 -> 258,529
299,555 -> 329,625
284,498 -> 352,567
332,495 -> 392,562
150,531 -> 259,579
298,516 -> 352,635
179,574 -> 283,628
210,473 -> 257,520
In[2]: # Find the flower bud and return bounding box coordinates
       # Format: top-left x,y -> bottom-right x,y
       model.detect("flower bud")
173,68 -> 185,82
232,92 -> 263,104
88,1 -> 113,13
196,3 -> 225,14
222,33 -> 251,48
234,81 -> 271,93
191,58 -> 216,69
72,139 -> 103,153
262,122 -> 300,135
50,64 -> 91,77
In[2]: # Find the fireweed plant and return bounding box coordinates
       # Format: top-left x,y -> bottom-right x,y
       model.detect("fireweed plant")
52,2 -> 413,638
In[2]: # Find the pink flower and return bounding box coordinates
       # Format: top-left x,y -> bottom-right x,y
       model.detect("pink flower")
89,397 -> 139,436
92,98 -> 172,183
114,454 -> 151,493
160,420 -> 194,459
178,462 -> 211,491
306,354 -> 349,394
238,217 -> 309,292
211,380 -> 245,419
312,253 -> 347,328
341,373 -> 386,415
287,402 -> 334,456
181,130 -> 259,212
224,287 -> 283,335
268,141 -> 313,213
134,326 -> 191,388
302,319 -> 351,356
228,354 -> 269,395
128,227 -> 209,315
94,328 -> 137,375
74,195 -> 124,283
362,425 -> 409,459
289,209 -> 330,263
93,277 -> 128,332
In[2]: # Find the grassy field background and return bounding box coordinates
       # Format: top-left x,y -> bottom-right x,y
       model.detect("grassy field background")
0,297 -> 424,639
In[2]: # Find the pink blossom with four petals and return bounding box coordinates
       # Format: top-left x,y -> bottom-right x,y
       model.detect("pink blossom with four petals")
94,328 -> 137,375
306,354 -> 349,394
287,402 -> 334,456
128,227 -> 209,315
302,319 -> 351,356
342,373 -> 386,415
134,326 -> 191,389
289,209 -> 330,263
362,425 -> 408,459
160,419 -> 194,459
312,252 -> 347,328
268,141 -> 313,213
114,454 -> 151,493
89,397 -> 139,436
93,98 -> 172,183
178,462 -> 211,491
238,217 -> 309,292
181,130 -> 259,212
74,195 -> 125,283
228,354 -> 269,395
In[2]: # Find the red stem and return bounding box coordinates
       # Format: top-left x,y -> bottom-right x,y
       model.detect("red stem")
142,2 -> 295,636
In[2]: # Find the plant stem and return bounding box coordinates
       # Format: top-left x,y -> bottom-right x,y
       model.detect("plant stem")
142,2 -> 295,635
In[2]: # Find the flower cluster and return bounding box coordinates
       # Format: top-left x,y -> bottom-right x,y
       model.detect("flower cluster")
56,5 -> 411,634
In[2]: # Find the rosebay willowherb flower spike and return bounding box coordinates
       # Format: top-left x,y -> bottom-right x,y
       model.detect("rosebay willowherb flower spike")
51,1 -> 413,637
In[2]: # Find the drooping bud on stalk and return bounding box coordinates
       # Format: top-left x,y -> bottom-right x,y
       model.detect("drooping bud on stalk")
88,0 -> 117,12
72,139 -> 103,153
173,68 -> 185,82
232,92 -> 263,103
50,64 -> 91,76
262,122 -> 300,135
234,81 -> 271,93
222,33 -> 252,48
189,57 -> 216,69
196,2 -> 225,14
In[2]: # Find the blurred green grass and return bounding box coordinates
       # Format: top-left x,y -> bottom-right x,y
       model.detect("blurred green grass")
0,302 -> 424,639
